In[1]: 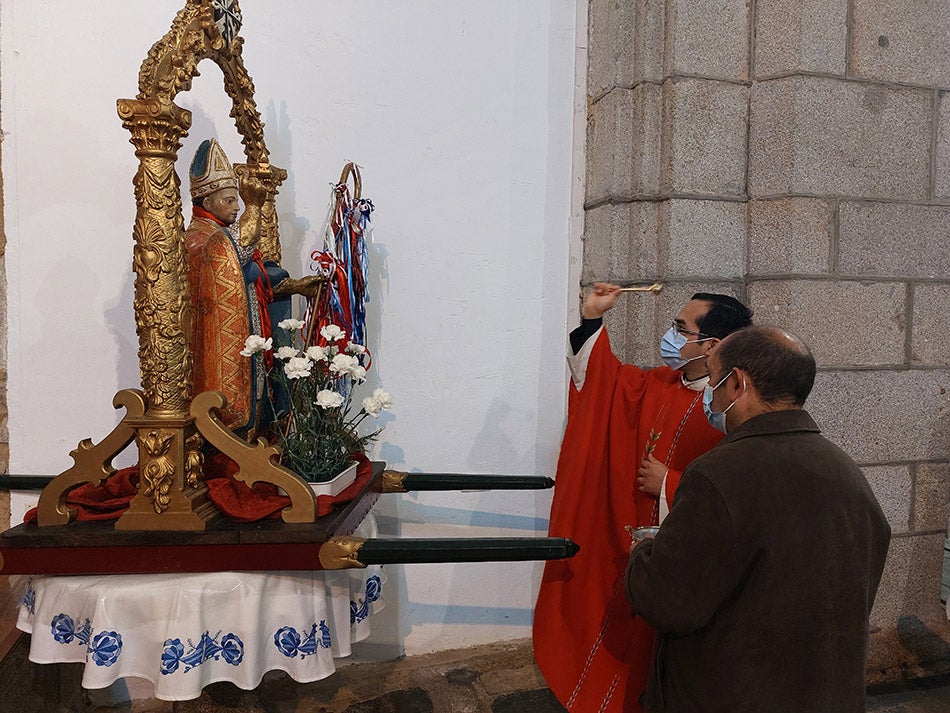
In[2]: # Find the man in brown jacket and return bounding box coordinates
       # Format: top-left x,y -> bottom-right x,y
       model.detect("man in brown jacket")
626,326 -> 891,713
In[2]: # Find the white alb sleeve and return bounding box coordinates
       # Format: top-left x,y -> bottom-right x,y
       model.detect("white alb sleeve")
565,325 -> 603,392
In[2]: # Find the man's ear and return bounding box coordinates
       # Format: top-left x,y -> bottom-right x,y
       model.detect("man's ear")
730,368 -> 751,396
702,338 -> 720,355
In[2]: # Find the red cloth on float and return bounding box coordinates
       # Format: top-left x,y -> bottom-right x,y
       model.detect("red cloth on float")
23,467 -> 140,523
23,453 -> 373,524
533,330 -> 723,713
203,451 -> 374,521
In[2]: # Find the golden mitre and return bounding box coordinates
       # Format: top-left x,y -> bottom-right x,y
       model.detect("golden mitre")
189,138 -> 239,200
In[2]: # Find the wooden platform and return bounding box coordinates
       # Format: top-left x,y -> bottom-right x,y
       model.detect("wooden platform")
0,463 -> 382,576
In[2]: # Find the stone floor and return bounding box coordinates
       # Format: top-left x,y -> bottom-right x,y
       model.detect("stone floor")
867,676 -> 950,713
0,636 -> 567,713
0,622 -> 948,712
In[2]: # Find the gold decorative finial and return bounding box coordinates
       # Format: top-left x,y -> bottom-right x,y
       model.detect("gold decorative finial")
381,469 -> 409,493
319,536 -> 368,570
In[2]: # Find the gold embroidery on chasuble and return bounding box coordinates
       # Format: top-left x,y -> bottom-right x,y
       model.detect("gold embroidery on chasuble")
185,218 -> 255,431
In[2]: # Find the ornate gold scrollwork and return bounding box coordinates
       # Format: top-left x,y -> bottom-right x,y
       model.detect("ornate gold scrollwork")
139,430 -> 177,514
37,390 -> 147,526
191,391 -> 317,523
137,1 -> 213,103
184,433 -> 204,489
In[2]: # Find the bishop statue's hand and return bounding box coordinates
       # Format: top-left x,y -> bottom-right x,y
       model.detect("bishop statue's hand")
238,174 -> 268,209
273,274 -> 326,299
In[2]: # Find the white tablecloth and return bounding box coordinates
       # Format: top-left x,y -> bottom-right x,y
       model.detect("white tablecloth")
15,515 -> 384,701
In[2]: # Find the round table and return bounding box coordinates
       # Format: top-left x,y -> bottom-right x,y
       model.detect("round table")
15,516 -> 384,701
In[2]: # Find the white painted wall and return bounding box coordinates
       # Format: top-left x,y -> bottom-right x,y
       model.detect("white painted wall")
2,2 -> 580,657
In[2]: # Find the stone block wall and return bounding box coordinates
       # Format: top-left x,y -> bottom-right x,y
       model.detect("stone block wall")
0,79 -> 7,483
584,0 -> 949,643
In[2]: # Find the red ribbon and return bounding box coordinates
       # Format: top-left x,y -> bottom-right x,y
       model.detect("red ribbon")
252,250 -> 275,369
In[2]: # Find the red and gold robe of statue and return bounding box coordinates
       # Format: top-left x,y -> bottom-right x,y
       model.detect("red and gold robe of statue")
533,327 -> 723,712
185,212 -> 261,433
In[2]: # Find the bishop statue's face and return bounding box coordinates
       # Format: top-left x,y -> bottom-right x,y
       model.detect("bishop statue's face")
204,187 -> 240,226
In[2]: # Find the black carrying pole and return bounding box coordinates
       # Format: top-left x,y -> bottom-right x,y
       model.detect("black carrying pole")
356,537 -> 579,565
399,474 -> 555,491
0,475 -> 54,490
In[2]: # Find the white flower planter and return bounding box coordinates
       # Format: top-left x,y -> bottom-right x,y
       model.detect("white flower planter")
307,461 -> 358,497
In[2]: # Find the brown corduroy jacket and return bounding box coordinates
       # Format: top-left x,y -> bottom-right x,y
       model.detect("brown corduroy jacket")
626,409 -> 891,713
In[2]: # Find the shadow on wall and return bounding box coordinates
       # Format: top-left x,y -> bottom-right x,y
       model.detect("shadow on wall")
896,614 -> 950,674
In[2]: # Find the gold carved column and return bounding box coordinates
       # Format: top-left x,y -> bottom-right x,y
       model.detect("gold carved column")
114,98 -> 215,530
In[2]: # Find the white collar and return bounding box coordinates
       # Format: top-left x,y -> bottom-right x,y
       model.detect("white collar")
681,373 -> 710,392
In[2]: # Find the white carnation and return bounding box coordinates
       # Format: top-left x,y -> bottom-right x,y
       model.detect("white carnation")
276,346 -> 298,361
330,353 -> 360,376
316,389 -> 345,408
350,365 -> 367,383
372,388 -> 394,409
277,318 -> 305,331
346,343 -> 367,355
305,345 -> 329,362
240,335 -> 272,357
284,356 -> 313,379
362,395 -> 381,416
320,324 -> 346,342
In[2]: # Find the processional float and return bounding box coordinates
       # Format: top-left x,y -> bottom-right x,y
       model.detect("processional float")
0,0 -> 577,574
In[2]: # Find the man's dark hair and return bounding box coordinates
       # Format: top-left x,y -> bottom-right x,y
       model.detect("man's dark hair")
193,196 -> 206,209
692,293 -> 753,339
716,326 -> 816,406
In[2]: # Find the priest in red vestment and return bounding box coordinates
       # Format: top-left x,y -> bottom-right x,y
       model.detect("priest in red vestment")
533,283 -> 753,712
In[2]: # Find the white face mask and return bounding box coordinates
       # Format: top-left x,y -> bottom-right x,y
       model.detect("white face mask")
659,327 -> 714,370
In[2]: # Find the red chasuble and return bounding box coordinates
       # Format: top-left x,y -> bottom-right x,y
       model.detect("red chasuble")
185,212 -> 257,432
534,328 -> 723,712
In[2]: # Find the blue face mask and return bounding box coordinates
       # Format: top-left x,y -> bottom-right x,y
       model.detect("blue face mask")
660,327 -> 713,370
703,370 -> 743,433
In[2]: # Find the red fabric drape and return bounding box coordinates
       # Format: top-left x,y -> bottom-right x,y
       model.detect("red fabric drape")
24,453 -> 372,524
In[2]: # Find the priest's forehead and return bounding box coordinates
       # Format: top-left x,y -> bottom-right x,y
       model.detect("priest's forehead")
673,299 -> 712,331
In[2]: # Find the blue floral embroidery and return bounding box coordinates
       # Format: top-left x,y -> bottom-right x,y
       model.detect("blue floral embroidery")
350,575 -> 382,624
90,631 -> 122,667
273,622 -> 332,659
160,631 -> 244,675
365,575 -> 382,604
161,638 -> 185,675
274,626 -> 301,657
51,614 -> 92,647
20,581 -> 36,616
220,634 -> 244,665
50,614 -> 119,665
